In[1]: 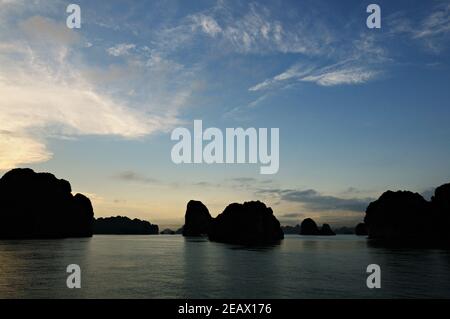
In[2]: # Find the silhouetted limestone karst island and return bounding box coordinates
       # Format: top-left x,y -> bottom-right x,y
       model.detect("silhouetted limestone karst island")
431,183 -> 450,238
182,200 -> 283,245
209,201 -> 284,245
182,200 -> 212,236
355,223 -> 368,236
300,218 -> 319,235
320,223 -> 336,236
94,216 -> 159,235
363,183 -> 450,246
0,168 -> 94,239
299,218 -> 336,236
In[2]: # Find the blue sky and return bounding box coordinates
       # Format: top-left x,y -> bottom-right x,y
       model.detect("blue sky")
0,0 -> 449,228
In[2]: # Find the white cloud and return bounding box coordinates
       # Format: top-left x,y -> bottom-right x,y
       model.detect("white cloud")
0,17 -> 185,170
249,64 -> 315,91
0,53 -> 173,169
387,4 -> 450,53
248,79 -> 273,92
107,43 -> 136,57
145,51 -> 184,73
247,94 -> 269,108
213,4 -> 330,55
158,3 -> 332,56
414,3 -> 450,39
249,33 -> 386,91
0,132 -> 50,169
191,14 -> 222,36
249,62 -> 378,91
301,67 -> 378,86
0,74 -> 159,137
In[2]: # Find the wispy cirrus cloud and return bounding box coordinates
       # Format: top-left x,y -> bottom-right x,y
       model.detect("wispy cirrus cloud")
191,14 -> 222,37
156,2 -> 333,56
107,43 -> 136,57
249,62 -> 379,91
387,3 -> 450,53
414,3 -> 450,39
0,8 -> 190,169
249,34 -> 387,91
302,67 -> 378,86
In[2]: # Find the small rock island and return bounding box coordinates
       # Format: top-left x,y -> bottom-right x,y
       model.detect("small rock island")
182,200 -> 284,245
299,218 -> 336,236
182,200 -> 212,236
94,216 -> 159,235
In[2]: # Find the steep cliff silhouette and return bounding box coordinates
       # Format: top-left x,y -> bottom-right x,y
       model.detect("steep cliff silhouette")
299,218 -> 336,235
363,183 -> 450,245
209,201 -> 284,245
0,168 -> 94,239
431,183 -> 450,238
182,200 -> 283,244
355,223 -> 368,236
300,218 -> 320,235
94,216 -> 158,235
320,223 -> 336,236
182,200 -> 212,236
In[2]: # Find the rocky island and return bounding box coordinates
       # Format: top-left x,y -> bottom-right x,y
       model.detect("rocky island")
363,183 -> 450,246
355,223 -> 368,236
299,218 -> 336,236
182,200 -> 212,236
94,216 -> 159,235
0,168 -> 94,239
182,200 -> 284,245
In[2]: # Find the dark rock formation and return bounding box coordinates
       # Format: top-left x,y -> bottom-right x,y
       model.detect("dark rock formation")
363,184 -> 450,245
355,223 -> 368,236
432,183 -> 450,211
364,191 -> 430,241
299,218 -> 336,235
320,223 -> 336,236
281,224 -> 301,234
160,228 -> 176,235
182,200 -> 212,236
0,168 -> 94,239
208,201 -> 284,245
94,216 -> 158,235
431,183 -> 450,239
300,218 -> 320,235
175,226 -> 184,234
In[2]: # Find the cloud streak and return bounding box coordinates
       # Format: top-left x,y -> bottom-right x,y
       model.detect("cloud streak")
156,2 -> 332,56
107,43 -> 136,57
0,13 -> 185,169
114,171 -> 159,184
387,3 -> 450,53
249,34 -> 387,91
257,188 -> 373,212
249,63 -> 378,90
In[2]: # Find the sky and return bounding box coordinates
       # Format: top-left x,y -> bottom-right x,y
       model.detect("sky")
0,0 -> 449,229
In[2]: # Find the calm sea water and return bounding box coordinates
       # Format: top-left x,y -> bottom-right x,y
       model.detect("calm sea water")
0,235 -> 449,298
